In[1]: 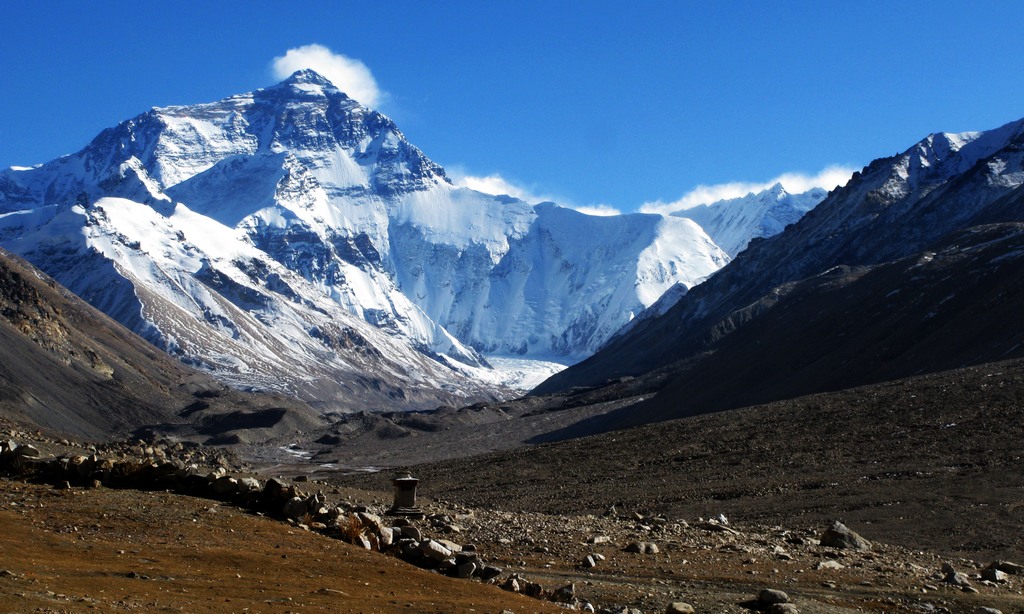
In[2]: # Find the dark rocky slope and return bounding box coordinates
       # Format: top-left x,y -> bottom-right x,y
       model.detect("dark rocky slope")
335,357 -> 1024,564
0,247 -> 324,441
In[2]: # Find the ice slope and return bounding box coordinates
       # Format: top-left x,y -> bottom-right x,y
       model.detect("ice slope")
0,69 -> 730,408
672,183 -> 826,257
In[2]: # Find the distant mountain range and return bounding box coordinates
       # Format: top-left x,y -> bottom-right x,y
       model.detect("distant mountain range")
537,117 -> 1024,431
0,70 -> 748,412
2,69 -> 1022,450
671,183 -> 826,257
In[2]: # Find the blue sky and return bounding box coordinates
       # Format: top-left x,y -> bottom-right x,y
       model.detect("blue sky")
3,1 -> 1023,214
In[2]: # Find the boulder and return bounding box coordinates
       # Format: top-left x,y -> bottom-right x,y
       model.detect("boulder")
522,580 -> 544,598
237,477 -> 262,494
990,561 -> 1024,575
759,588 -> 790,604
552,583 -> 576,604
819,521 -> 871,551
666,602 -> 695,614
211,476 -> 239,496
419,539 -> 453,562
436,538 -> 462,553
356,511 -> 384,535
13,444 -> 40,458
400,526 -> 422,541
378,527 -> 395,548
479,565 -> 503,581
282,496 -> 307,520
944,571 -> 972,589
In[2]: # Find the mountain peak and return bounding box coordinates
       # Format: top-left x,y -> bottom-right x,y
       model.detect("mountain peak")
267,69 -> 348,100
282,68 -> 336,87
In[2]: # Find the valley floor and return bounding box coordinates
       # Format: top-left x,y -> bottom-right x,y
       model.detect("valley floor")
3,359 -> 1024,613
2,475 -> 1023,614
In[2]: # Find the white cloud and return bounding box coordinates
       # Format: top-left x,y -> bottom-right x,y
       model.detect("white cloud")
639,165 -> 857,215
272,44 -> 383,107
448,169 -> 623,216
572,204 -> 622,217
449,171 -> 537,202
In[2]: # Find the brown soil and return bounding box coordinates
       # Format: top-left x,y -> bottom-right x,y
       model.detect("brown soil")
0,479 -> 563,614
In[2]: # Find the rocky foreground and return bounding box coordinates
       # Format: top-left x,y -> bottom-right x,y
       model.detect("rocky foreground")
2,425 -> 1023,613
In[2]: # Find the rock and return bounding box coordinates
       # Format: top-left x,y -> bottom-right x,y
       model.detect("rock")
665,602 -> 695,613
816,560 -> 844,570
589,535 -> 612,544
981,568 -> 1007,583
281,496 -> 307,520
624,541 -> 659,554
759,588 -> 790,604
400,526 -> 422,541
455,562 -> 477,579
768,605 -> 799,614
522,580 -> 544,598
13,444 -> 40,458
696,520 -> 740,535
435,538 -> 462,553
582,555 -> 598,568
479,565 -> 503,581
237,477 -> 262,494
552,583 -> 576,603
419,539 -> 453,562
211,476 -> 239,496
944,571 -> 972,589
976,608 -> 1002,614
990,560 -> 1024,575
819,521 -> 871,551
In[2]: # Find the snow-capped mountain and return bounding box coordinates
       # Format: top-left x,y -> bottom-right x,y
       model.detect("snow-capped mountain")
671,183 -> 827,257
538,116 -> 1024,394
0,70 -> 728,411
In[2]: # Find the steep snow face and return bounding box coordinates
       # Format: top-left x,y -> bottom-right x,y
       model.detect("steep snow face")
0,69 -> 731,407
672,183 -> 826,257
